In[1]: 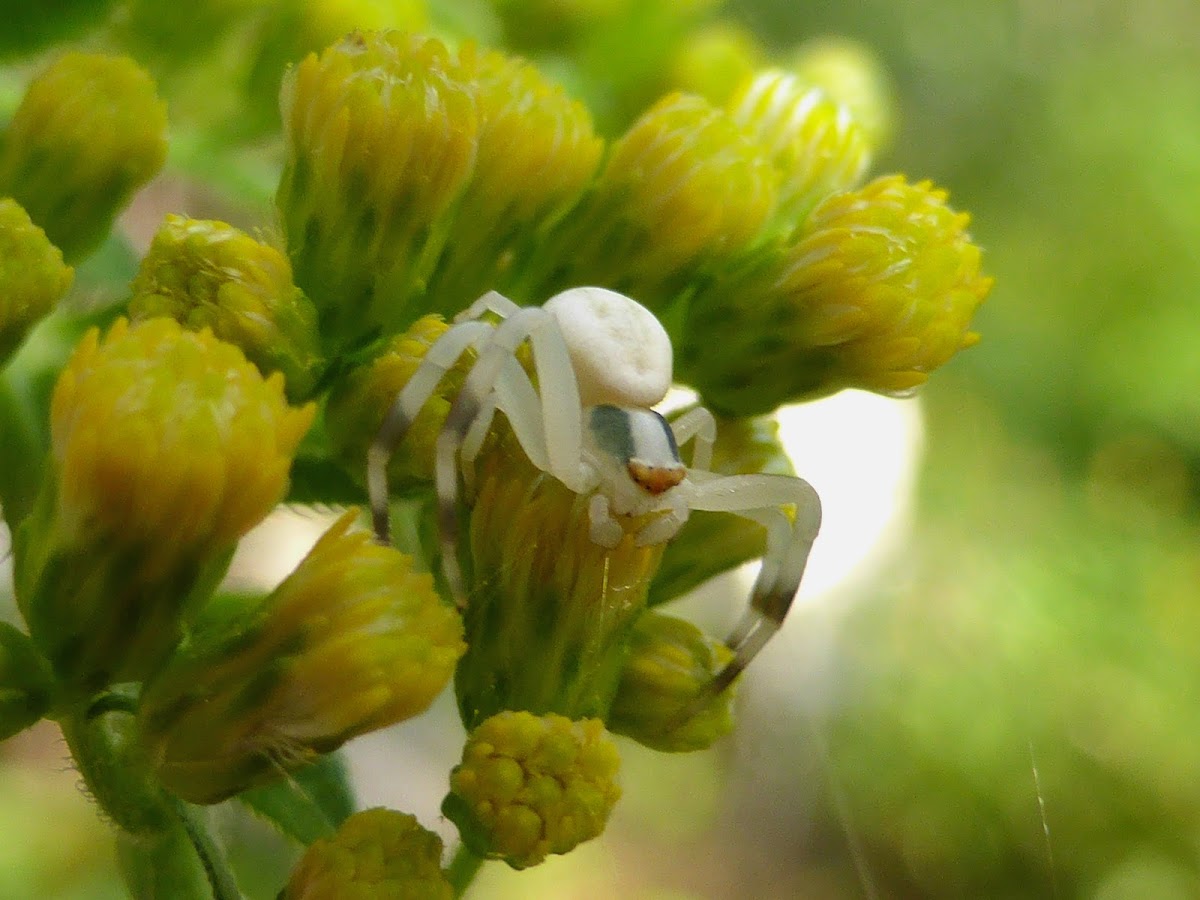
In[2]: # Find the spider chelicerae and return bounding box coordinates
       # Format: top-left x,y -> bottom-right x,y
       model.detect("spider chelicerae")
368,286 -> 822,701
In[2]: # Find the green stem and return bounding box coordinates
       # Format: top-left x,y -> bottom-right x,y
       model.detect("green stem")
176,801 -> 243,900
446,843 -> 485,898
60,701 -> 244,899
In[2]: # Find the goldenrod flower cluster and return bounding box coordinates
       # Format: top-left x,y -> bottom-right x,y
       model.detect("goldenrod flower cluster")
679,174 -> 993,413
17,317 -> 313,688
444,710 -> 621,869
0,14 -> 993,896
129,215 -> 323,401
282,809 -> 452,900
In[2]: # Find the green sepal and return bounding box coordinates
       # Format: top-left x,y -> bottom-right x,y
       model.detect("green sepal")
0,622 -> 53,741
14,474 -> 236,692
238,754 -> 355,846
441,789 -> 491,858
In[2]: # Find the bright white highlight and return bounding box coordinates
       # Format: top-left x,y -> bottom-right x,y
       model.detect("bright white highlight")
776,389 -> 924,602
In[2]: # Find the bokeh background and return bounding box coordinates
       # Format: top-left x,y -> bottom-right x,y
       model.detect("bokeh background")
4,0 -> 1200,897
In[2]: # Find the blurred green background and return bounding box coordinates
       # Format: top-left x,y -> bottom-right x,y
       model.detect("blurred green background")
4,0 -> 1200,897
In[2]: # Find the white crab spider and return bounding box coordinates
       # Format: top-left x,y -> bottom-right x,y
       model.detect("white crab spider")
368,287 -> 822,699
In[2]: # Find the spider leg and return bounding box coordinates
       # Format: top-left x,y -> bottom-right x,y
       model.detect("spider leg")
685,473 -> 822,701
587,493 -> 625,548
434,307 -> 591,607
453,289 -> 524,323
368,319 -> 493,544
667,406 -> 716,470
633,490 -> 691,546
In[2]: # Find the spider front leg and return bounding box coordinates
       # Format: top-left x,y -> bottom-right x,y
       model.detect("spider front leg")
368,318 -> 493,543
432,306 -> 596,606
686,472 -> 822,701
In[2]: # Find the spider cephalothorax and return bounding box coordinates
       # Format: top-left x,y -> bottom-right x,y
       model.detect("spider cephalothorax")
368,287 -> 821,700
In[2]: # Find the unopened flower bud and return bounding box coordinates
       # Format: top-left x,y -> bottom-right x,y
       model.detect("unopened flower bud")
422,45 -> 602,314
0,198 -> 73,365
728,69 -> 871,226
129,215 -> 323,401
0,53 -> 167,262
456,429 -> 664,724
679,175 -> 992,413
16,318 -> 313,688
607,612 -> 734,752
244,0 -> 429,133
524,93 -> 777,311
139,510 -> 464,804
282,808 -> 452,900
277,31 -> 478,353
443,711 -> 621,869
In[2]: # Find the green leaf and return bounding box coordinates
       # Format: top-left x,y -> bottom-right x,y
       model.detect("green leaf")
238,753 -> 355,846
286,453 -> 364,506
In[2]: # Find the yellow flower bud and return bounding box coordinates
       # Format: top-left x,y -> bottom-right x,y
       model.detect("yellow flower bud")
50,318 -> 312,551
607,612 -> 734,752
129,215 -> 323,402
524,92 -> 777,310
443,711 -> 621,869
422,45 -> 603,314
0,197 -> 73,365
277,30 -> 478,353
282,808 -> 452,900
0,53 -> 168,262
244,0 -> 429,134
679,175 -> 992,414
728,69 -> 872,226
139,510 -> 464,804
16,318 -> 313,688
